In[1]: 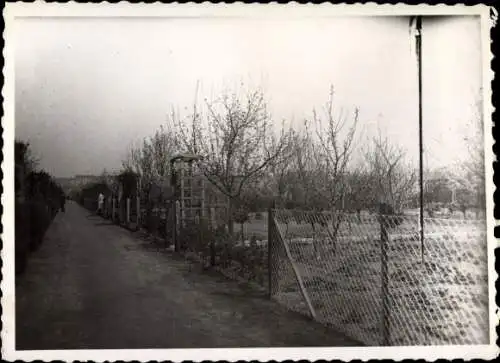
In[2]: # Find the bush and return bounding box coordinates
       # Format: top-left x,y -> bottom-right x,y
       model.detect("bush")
15,141 -> 65,275
178,219 -> 217,255
15,198 -> 55,274
234,208 -> 249,224
15,201 -> 31,274
28,200 -> 53,251
176,220 -> 267,284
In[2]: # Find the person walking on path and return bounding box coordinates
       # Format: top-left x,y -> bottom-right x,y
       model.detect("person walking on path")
60,191 -> 66,212
97,193 -> 105,216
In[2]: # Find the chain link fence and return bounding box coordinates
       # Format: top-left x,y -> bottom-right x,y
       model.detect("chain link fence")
82,183 -> 488,346
269,208 -> 489,346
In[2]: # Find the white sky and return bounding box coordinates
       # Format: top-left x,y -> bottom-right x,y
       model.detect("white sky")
14,15 -> 482,178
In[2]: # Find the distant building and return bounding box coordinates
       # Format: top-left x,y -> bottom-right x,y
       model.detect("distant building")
73,175 -> 100,187
56,174 -> 101,195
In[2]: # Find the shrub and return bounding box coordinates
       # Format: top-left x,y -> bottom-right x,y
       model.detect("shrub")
234,208 -> 249,224
15,201 -> 31,275
177,219 -> 268,284
15,141 -> 65,275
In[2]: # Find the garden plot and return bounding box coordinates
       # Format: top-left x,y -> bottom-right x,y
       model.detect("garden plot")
387,231 -> 488,345
274,218 -> 489,346
284,236 -> 385,345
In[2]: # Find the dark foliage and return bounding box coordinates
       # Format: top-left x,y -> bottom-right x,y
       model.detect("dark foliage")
117,169 -> 140,198
178,220 -> 268,285
15,141 -> 64,275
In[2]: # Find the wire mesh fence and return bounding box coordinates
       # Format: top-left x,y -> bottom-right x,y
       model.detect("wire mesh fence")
80,186 -> 488,346
269,208 -> 489,346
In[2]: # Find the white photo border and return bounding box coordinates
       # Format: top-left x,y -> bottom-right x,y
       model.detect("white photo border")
1,2 -> 497,362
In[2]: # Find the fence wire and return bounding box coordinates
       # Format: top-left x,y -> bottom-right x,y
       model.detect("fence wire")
270,209 -> 489,346
86,190 -> 489,346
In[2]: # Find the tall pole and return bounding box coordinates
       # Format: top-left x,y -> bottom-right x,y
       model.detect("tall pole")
416,16 -> 425,264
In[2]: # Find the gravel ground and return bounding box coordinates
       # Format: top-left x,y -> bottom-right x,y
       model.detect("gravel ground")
15,201 -> 360,350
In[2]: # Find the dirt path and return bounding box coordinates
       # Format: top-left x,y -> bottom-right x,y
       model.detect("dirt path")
16,201 -> 360,349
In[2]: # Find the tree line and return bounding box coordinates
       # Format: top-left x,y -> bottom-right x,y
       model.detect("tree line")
15,140 -> 66,275
119,84 -> 485,232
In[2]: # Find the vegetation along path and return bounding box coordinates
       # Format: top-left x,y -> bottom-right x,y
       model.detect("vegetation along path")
16,201 -> 360,349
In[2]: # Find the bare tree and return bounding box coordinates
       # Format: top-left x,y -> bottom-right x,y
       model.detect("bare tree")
344,165 -> 375,218
306,87 -> 360,255
364,131 -> 417,214
452,95 -> 486,215
260,129 -> 298,208
122,141 -> 144,178
174,86 -> 291,235
286,121 -> 329,211
122,125 -> 179,199
284,87 -> 360,258
311,86 -> 359,210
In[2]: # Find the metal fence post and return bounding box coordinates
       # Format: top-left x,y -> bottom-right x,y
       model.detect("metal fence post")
380,213 -> 390,346
268,207 -> 272,299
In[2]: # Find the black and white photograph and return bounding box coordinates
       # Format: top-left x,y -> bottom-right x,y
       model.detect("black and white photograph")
1,2 -> 497,362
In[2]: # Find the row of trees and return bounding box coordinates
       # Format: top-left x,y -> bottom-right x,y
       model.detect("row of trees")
15,140 -> 65,274
120,84 -> 486,233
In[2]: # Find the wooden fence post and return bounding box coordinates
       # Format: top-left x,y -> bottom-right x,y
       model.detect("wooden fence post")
126,198 -> 130,225
136,196 -> 141,228
174,200 -> 180,252
273,207 -> 317,320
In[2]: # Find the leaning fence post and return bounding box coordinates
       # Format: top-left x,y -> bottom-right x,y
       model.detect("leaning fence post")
380,213 -> 390,346
277,209 -> 317,320
268,207 -> 272,299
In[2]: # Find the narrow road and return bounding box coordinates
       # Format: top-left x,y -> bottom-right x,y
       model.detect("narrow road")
16,201 -> 360,349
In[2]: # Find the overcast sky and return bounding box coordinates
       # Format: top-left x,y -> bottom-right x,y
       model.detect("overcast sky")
15,15 -> 482,178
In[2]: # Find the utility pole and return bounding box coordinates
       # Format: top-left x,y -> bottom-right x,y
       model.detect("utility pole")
416,16 -> 425,264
